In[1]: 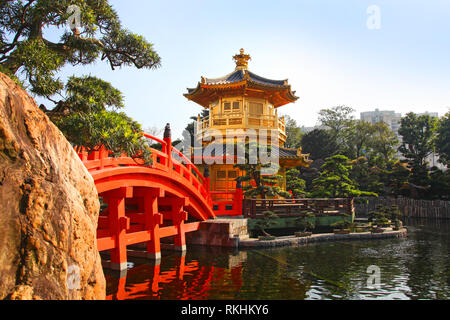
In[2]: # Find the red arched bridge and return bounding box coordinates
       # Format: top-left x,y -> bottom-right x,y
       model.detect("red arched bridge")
76,124 -> 222,271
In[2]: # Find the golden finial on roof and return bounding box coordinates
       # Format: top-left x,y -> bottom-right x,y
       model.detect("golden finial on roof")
233,48 -> 251,70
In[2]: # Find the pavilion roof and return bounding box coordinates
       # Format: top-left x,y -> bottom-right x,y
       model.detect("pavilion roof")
184,49 -> 299,108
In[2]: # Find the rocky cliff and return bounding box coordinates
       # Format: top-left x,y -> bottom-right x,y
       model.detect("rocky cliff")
0,73 -> 105,300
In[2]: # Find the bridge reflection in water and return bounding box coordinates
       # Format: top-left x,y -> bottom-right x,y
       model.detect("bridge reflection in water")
104,249 -> 245,300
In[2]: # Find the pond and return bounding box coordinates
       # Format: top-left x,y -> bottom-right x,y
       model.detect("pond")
105,218 -> 449,300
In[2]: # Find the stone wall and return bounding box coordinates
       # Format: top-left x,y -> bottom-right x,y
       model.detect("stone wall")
186,219 -> 249,248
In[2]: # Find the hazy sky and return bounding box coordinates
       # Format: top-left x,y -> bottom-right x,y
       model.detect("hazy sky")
46,0 -> 450,139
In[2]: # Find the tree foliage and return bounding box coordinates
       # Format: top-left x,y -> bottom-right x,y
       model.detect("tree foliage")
234,142 -> 291,199
311,155 -> 378,198
283,115 -> 303,149
318,105 -> 355,138
283,108 -> 448,200
0,0 -> 161,161
254,211 -> 279,237
286,168 -> 308,198
398,113 -> 438,195
301,128 -> 339,161
398,113 -> 438,168
436,113 -> 450,167
57,110 -> 152,163
0,0 -> 160,96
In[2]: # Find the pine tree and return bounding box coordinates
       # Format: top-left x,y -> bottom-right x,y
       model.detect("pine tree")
0,1 -> 161,161
311,155 -> 378,198
234,141 -> 291,199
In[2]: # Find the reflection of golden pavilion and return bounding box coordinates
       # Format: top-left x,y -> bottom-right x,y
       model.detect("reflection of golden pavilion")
184,49 -> 310,196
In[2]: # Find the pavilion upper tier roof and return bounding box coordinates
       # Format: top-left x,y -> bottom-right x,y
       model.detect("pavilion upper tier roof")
184,49 -> 299,108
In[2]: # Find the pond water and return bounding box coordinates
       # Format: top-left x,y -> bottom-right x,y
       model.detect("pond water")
105,218 -> 449,300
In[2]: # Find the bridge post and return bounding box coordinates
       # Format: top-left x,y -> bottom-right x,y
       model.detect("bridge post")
176,253 -> 186,280
163,123 -> 172,170
144,190 -> 163,261
169,197 -> 189,252
109,196 -> 128,271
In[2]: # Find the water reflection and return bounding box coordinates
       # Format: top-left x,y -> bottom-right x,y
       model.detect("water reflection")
105,249 -> 246,300
105,218 -> 450,300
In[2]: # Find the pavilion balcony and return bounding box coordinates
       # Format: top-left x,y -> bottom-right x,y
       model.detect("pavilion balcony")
196,111 -> 287,142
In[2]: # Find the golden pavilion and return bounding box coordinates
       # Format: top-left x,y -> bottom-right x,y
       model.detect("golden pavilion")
184,49 -> 310,197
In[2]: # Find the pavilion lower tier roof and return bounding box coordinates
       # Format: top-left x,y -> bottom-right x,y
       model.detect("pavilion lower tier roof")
188,143 -> 311,168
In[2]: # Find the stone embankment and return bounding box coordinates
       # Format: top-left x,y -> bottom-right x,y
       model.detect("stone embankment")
186,218 -> 407,249
239,228 -> 407,248
0,73 -> 105,300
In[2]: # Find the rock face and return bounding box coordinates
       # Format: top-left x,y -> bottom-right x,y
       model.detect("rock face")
0,73 -> 105,300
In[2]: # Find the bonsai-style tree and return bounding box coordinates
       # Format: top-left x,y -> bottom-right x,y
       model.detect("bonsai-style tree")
386,205 -> 401,223
370,205 -> 403,230
235,141 -> 292,200
254,211 -> 279,238
368,205 -> 391,229
286,168 -> 308,198
311,155 -> 378,198
294,212 -> 315,233
0,0 -> 161,162
331,219 -> 352,231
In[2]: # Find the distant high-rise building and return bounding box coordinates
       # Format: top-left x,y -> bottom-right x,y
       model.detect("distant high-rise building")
417,111 -> 439,118
360,108 -> 402,137
360,109 -> 444,168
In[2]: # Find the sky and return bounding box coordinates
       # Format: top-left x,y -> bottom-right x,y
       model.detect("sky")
43,0 -> 450,139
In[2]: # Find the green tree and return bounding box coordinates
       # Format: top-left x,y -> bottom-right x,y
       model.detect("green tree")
368,122 -> 399,162
311,155 -> 378,198
384,160 -> 412,197
436,113 -> 450,167
254,211 -> 279,237
0,0 -> 161,160
286,168 -> 308,198
301,128 -> 339,161
283,115 -> 303,149
399,113 -> 438,167
341,120 -> 374,159
349,157 -> 384,196
294,212 -> 315,233
235,142 -> 291,199
184,109 -> 209,148
398,113 -> 438,195
318,105 -> 355,139
429,167 -> 450,200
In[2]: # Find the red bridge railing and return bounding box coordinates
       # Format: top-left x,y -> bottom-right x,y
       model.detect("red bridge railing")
75,124 -> 215,271
211,189 -> 243,217
77,132 -> 212,207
